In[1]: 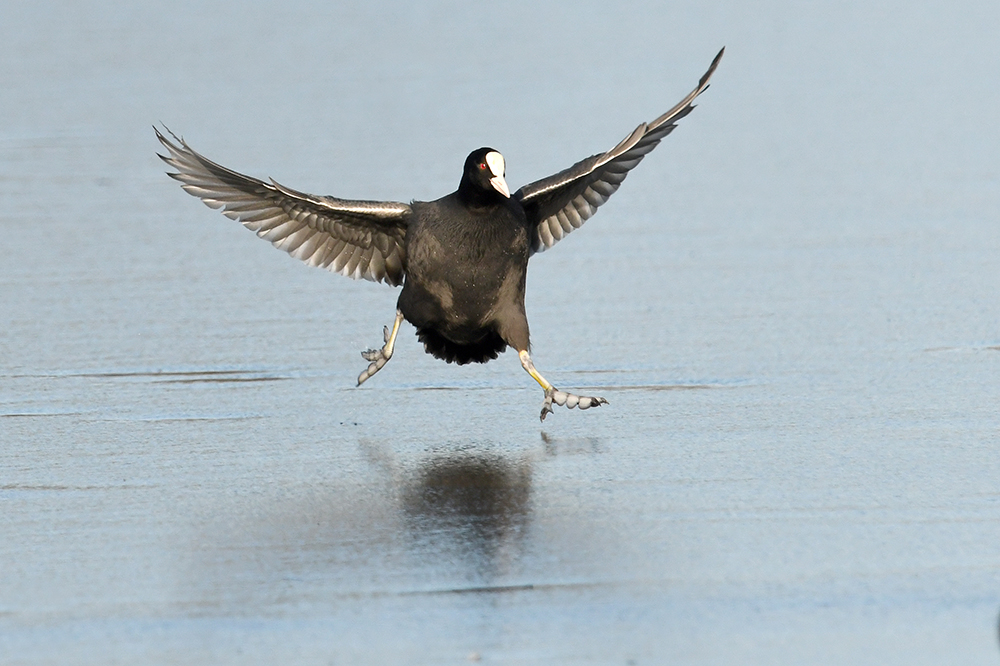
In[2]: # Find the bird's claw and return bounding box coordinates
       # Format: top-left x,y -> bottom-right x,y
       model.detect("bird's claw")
360,328 -> 394,363
540,395 -> 554,421
358,346 -> 390,385
539,387 -> 608,421
357,312 -> 403,386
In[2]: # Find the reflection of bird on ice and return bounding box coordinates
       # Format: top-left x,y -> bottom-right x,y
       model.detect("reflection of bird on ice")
403,453 -> 533,580
156,47 -> 723,420
357,438 -> 534,586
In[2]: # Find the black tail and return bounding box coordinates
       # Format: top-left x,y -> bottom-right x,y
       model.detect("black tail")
416,328 -> 508,365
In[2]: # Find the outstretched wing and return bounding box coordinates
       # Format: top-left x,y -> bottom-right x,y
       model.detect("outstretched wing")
156,127 -> 411,286
515,47 -> 723,254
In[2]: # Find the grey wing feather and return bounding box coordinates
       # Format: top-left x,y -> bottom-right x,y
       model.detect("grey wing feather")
155,127 -> 411,286
515,47 -> 723,254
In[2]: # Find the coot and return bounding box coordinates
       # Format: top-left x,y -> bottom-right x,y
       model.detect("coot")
156,48 -> 723,420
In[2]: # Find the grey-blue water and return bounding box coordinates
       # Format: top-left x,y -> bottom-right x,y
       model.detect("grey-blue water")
2,1 -> 999,664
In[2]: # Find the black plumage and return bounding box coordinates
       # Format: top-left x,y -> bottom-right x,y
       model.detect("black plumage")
156,48 -> 723,420
401,147 -> 530,365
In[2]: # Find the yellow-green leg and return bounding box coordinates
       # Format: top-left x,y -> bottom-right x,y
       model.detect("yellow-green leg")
518,350 -> 608,421
358,310 -> 404,385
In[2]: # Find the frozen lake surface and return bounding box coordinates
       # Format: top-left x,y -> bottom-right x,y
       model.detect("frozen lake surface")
2,1 -> 999,664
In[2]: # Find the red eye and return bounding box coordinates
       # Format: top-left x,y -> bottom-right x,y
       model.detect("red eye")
478,162 -> 488,170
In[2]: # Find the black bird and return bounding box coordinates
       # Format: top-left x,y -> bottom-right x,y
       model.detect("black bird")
156,48 -> 723,421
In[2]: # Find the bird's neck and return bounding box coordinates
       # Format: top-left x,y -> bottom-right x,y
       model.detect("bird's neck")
457,180 -> 506,210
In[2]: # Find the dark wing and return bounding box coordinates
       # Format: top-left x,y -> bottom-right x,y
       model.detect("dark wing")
515,47 -> 723,254
156,127 -> 411,286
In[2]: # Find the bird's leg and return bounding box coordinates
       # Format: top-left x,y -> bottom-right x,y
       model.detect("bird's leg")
518,350 -> 608,421
358,310 -> 404,385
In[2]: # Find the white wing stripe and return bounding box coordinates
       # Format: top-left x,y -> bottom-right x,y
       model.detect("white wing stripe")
520,49 -> 723,254
156,126 -> 410,286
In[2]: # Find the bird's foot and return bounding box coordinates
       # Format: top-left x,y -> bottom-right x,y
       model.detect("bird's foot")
540,387 -> 608,421
358,324 -> 394,385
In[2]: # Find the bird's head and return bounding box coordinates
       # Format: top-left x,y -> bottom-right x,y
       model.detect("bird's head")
460,147 -> 510,201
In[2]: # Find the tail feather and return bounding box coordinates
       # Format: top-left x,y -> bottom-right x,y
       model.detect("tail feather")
416,328 -> 508,365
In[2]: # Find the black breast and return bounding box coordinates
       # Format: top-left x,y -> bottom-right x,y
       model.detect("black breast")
398,193 -> 530,364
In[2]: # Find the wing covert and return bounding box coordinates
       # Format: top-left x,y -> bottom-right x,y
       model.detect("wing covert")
515,47 -> 723,254
156,127 -> 411,286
